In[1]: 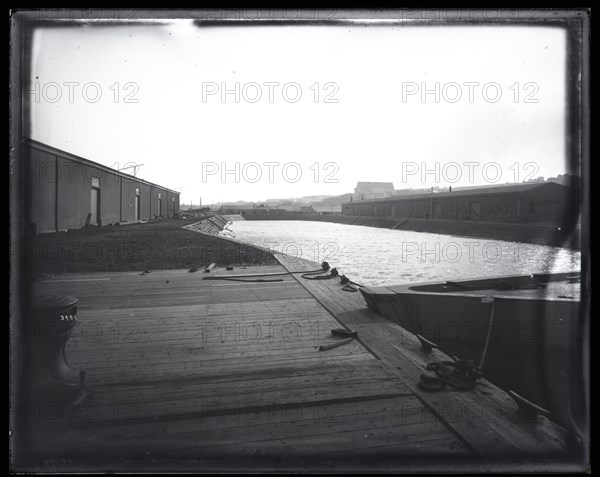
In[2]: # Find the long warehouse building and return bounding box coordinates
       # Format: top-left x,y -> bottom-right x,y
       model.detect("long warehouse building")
342,182 -> 577,225
22,139 -> 180,234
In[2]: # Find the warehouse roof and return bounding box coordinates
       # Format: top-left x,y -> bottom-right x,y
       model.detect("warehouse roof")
344,182 -> 567,205
25,138 -> 181,195
354,181 -> 395,193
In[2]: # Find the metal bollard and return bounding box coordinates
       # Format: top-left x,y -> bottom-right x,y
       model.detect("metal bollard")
28,295 -> 88,405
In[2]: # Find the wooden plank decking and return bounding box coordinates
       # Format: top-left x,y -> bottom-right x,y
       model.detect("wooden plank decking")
22,263 -> 480,471
272,254 -> 574,460
16,238 -> 579,472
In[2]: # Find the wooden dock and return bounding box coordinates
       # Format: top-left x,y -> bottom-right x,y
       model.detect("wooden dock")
19,258 -> 576,471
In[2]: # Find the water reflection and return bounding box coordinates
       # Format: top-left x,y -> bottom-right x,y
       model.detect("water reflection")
226,220 -> 580,286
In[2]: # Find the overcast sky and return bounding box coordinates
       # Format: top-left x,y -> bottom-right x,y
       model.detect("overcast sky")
29,22 -> 567,205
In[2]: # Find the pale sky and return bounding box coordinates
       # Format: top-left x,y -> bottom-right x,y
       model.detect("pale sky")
28,22 -> 567,204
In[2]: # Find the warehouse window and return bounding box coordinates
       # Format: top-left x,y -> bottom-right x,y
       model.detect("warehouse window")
529,201 -> 535,214
91,177 -> 99,188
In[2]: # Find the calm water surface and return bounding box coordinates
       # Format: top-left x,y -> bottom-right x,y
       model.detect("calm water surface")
224,220 -> 580,287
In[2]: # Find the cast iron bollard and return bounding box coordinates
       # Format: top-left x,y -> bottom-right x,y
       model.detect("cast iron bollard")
28,295 -> 89,406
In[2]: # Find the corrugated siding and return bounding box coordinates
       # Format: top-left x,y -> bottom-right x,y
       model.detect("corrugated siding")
138,183 -> 151,220
343,184 -> 571,225
56,157 -> 89,230
522,188 -> 570,223
99,169 -> 121,225
27,148 -> 57,233
120,177 -> 138,222
173,193 -> 180,215
165,190 -> 180,218
150,187 -> 167,218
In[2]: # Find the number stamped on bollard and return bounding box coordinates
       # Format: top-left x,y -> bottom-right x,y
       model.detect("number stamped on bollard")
60,315 -> 77,321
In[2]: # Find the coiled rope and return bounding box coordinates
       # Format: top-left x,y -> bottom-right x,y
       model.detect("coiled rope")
200,261 -> 366,292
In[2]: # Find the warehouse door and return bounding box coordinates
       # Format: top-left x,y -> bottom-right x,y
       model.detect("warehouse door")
90,188 -> 100,225
469,201 -> 481,220
135,196 -> 140,220
135,188 -> 140,221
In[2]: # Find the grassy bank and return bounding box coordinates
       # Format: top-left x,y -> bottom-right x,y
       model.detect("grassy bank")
23,219 -> 276,277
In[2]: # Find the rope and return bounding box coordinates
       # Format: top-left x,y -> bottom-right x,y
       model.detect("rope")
200,263 -> 366,292
202,263 -> 329,281
301,268 -> 339,280
419,360 -> 483,392
478,299 -> 496,370
419,299 -> 494,392
349,279 -> 365,288
203,271 -> 309,280
340,274 -> 364,291
204,277 -> 284,283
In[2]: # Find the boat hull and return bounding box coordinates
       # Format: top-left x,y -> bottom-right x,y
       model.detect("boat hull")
360,272 -> 583,430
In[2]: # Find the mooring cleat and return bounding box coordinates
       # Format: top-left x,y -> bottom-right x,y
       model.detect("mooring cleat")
416,334 -> 438,353
508,389 -> 551,421
331,328 -> 358,339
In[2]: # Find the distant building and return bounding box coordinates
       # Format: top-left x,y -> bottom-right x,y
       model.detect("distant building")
312,204 -> 342,214
299,205 -> 316,214
219,204 -> 256,214
547,173 -> 579,186
343,182 -> 577,225
354,182 -> 395,201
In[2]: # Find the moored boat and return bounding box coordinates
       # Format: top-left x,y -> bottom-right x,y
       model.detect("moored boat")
360,271 -> 583,430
